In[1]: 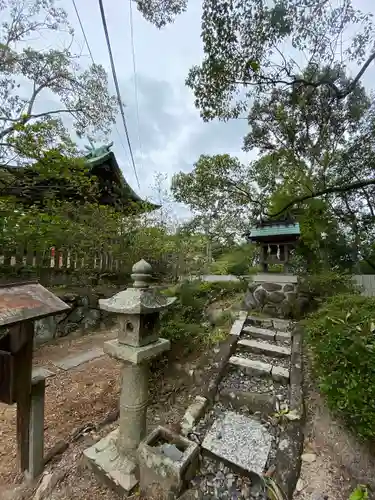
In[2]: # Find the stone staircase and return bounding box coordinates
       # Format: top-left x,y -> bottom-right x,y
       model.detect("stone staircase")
181,315 -> 299,499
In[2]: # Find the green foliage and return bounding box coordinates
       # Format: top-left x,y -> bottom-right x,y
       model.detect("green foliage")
184,0 -> 374,121
298,271 -> 359,300
304,294 -> 375,440
210,245 -> 255,276
171,154 -> 255,245
1,0 -> 116,165
349,485 -> 369,500
160,280 -> 246,349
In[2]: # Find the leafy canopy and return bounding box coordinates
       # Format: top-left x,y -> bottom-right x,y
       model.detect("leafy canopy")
0,0 -> 117,165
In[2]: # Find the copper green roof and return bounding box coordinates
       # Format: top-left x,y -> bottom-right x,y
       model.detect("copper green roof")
84,142 -> 160,212
249,223 -> 300,238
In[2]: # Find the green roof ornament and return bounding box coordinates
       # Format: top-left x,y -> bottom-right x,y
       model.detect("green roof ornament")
84,140 -> 114,159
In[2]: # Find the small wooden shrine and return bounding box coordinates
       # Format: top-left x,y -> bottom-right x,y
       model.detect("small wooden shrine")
246,217 -> 300,273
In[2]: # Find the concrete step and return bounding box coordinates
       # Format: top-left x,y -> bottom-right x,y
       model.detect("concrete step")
243,325 -> 292,343
238,339 -> 291,358
246,315 -> 273,329
242,325 -> 276,341
229,356 -> 290,383
229,355 -> 272,376
273,319 -> 292,332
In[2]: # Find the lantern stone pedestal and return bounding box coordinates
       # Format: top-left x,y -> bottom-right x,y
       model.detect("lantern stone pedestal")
83,260 -> 175,496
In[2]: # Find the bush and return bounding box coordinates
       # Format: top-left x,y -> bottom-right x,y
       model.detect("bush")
210,245 -> 255,276
304,294 -> 375,440
160,280 -> 247,347
298,271 -> 359,300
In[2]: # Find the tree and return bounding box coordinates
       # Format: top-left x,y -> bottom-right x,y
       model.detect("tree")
137,0 -> 375,212
0,0 -> 117,165
135,0 -> 374,116
171,154 -> 257,246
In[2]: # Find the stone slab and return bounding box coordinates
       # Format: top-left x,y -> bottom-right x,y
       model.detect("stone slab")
104,338 -> 170,364
272,319 -> 291,332
202,411 -> 272,475
53,347 -> 104,370
242,325 -> 276,342
275,331 -> 292,342
84,429 -> 138,496
246,315 -> 273,329
181,396 -> 207,435
229,356 -> 272,376
229,314 -> 247,337
31,367 -> 55,383
271,365 -> 290,383
238,339 -> 291,358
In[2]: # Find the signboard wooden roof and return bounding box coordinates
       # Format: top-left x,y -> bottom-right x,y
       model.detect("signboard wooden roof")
0,281 -> 70,327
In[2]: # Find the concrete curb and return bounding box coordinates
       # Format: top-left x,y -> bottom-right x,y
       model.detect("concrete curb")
274,326 -> 304,499
201,312 -> 248,403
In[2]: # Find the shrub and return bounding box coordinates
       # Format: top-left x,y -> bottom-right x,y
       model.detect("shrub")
304,293 -> 375,440
160,280 -> 247,347
210,245 -> 255,276
298,271 -> 360,300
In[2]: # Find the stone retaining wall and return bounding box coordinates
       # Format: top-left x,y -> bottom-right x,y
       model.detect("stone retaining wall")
34,286 -> 124,345
243,280 -> 310,319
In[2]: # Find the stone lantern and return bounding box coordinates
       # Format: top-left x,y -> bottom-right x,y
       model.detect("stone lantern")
84,260 -> 176,496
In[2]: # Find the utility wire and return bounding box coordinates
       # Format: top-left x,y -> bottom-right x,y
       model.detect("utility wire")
129,0 -> 143,158
71,0 -> 132,173
98,0 -> 141,190
71,0 -> 94,62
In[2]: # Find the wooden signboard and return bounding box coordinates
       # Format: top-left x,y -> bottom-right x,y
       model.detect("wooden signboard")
0,281 -> 70,327
0,281 -> 69,473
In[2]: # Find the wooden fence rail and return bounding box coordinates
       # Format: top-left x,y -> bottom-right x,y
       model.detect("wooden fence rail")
0,247 -> 124,273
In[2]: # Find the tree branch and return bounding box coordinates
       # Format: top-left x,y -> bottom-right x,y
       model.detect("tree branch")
268,178 -> 375,217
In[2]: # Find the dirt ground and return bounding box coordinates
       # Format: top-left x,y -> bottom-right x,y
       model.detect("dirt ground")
0,329 -> 208,500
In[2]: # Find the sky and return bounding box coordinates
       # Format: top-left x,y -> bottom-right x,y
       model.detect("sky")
3,0 -> 375,222
60,0 -> 251,216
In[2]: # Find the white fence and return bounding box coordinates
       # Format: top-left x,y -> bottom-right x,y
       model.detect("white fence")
353,275 -> 375,297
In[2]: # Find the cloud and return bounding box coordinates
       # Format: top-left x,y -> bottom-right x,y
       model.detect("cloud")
109,73 -> 253,211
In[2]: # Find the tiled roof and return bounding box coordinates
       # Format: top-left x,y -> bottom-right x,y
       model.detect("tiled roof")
249,223 -> 300,238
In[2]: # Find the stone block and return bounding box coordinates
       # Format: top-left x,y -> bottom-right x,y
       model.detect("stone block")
242,325 -> 275,341
267,291 -> 285,304
229,356 -> 272,376
117,313 -> 160,347
138,426 -> 199,499
104,338 -> 170,364
53,347 -> 104,370
271,365 -> 290,383
238,339 -> 291,358
219,389 -> 276,415
254,287 -> 267,306
246,316 -> 273,329
202,411 -> 272,476
275,331 -> 291,343
262,282 -> 282,292
181,396 -> 207,435
229,315 -> 247,337
272,319 -> 291,332
84,429 -> 138,496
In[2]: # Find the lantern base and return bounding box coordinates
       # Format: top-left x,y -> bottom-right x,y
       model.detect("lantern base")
84,429 -> 138,497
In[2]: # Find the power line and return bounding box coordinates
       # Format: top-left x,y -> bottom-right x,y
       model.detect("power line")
71,0 -> 140,190
98,0 -> 140,190
71,0 -> 132,171
129,0 -> 142,157
71,0 -> 94,63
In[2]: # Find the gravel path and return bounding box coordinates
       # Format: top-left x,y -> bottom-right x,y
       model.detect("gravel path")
236,348 -> 291,370
219,368 -> 290,404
